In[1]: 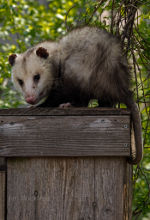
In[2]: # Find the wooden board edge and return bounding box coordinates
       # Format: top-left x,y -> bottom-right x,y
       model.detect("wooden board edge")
0,107 -> 131,116
0,158 -> 6,220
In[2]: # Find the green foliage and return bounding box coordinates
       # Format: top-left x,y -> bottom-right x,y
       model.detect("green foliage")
0,0 -> 150,219
132,5 -> 150,219
132,148 -> 150,219
0,0 -> 80,107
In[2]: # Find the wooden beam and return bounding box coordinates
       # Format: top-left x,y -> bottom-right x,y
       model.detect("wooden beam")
0,114 -> 130,157
0,158 -> 6,220
7,157 -> 132,220
0,107 -> 130,116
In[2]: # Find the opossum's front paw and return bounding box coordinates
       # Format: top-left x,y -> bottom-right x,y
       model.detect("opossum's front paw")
59,102 -> 72,108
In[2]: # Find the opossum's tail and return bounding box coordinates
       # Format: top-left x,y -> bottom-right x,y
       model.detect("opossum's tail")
125,98 -> 143,164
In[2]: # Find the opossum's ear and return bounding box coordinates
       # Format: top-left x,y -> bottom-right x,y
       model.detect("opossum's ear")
36,47 -> 49,59
9,54 -> 17,66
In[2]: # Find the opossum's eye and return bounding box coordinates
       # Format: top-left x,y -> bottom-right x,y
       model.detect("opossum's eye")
33,74 -> 40,83
17,78 -> 24,87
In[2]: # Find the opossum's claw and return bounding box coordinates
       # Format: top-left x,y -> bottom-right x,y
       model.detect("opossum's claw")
59,102 -> 72,108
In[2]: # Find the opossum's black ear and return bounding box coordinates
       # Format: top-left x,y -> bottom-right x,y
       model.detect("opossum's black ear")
36,47 -> 49,59
9,54 -> 17,66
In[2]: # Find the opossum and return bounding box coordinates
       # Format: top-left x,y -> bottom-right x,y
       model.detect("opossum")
8,26 -> 142,164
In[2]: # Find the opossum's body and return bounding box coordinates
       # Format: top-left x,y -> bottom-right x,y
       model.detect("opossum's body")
9,26 -> 142,164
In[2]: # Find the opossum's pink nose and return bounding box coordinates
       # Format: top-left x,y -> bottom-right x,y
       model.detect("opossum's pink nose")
25,96 -> 36,105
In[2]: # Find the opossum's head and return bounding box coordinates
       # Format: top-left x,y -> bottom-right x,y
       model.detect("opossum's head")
9,47 -> 56,105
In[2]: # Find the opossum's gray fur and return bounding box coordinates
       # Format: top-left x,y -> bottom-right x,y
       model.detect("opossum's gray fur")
9,26 -> 143,164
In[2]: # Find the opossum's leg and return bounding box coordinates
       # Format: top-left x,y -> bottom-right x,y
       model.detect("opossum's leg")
38,94 -> 66,107
59,100 -> 89,108
38,101 -> 58,107
72,99 -> 89,107
59,102 -> 72,108
98,99 -> 114,107
38,86 -> 68,107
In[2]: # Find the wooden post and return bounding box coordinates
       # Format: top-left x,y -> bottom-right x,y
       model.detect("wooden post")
0,108 -> 132,220
0,158 -> 5,220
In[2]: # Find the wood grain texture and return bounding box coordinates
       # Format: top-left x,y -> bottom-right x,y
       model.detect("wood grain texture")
0,158 -> 6,220
0,107 -> 130,116
94,157 -> 132,220
7,157 -> 132,220
124,163 -> 132,220
7,158 -> 95,220
0,115 -> 130,157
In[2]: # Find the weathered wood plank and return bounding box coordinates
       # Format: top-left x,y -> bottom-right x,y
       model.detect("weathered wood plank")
0,107 -> 130,116
7,158 -> 95,220
7,157 -> 132,220
124,163 -> 132,220
0,115 -> 130,157
0,158 -> 6,220
94,157 -> 126,220
93,158 -> 132,220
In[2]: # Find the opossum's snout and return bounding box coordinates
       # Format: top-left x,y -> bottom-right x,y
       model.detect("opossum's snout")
13,71 -> 52,105
25,95 -> 37,105
25,90 -> 46,105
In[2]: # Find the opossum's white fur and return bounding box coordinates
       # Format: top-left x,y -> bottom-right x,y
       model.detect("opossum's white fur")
11,42 -> 59,105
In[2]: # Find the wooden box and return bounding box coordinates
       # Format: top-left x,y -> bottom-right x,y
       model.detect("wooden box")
0,108 -> 132,220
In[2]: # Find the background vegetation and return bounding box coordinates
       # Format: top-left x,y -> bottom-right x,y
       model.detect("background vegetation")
0,0 -> 150,219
